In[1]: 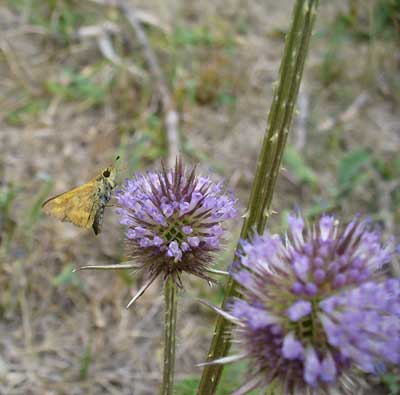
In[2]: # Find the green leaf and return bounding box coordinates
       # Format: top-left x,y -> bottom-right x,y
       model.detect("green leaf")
175,362 -> 258,395
337,149 -> 371,194
381,373 -> 400,395
29,178 -> 53,225
175,376 -> 199,395
79,338 -> 93,380
46,69 -> 108,105
0,185 -> 19,213
5,99 -> 48,126
283,145 -> 317,185
52,265 -> 78,287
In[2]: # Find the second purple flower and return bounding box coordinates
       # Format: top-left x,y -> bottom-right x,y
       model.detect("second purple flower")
202,213 -> 399,395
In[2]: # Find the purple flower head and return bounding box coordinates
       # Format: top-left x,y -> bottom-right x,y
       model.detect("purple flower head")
209,213 -> 398,395
116,158 -> 237,289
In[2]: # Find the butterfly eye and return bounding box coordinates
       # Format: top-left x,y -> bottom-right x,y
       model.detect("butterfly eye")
103,170 -> 111,178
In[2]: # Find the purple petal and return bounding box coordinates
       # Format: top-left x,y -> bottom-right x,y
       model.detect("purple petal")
320,352 -> 337,383
179,201 -> 190,215
287,300 -> 312,321
304,347 -> 321,386
167,241 -> 182,261
282,332 -> 304,360
319,215 -> 335,241
188,237 -> 200,247
182,226 -> 193,234
161,202 -> 174,217
288,213 -> 304,244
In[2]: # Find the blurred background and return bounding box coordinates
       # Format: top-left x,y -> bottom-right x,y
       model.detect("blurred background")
0,0 -> 399,394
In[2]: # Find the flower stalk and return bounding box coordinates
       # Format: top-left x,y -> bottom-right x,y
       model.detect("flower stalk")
161,276 -> 177,395
197,1 -> 319,394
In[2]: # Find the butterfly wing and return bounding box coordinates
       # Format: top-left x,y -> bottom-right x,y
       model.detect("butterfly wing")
42,181 -> 99,229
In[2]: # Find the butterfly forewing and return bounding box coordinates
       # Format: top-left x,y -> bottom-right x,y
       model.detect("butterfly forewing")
42,181 -> 99,229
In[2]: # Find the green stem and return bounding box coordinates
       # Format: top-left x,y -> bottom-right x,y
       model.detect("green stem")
197,1 -> 319,394
161,277 -> 177,395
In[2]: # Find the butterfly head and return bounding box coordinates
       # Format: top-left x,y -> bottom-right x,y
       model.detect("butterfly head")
102,166 -> 117,189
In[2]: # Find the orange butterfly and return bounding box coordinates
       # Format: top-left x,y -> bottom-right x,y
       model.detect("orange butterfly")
42,160 -> 118,235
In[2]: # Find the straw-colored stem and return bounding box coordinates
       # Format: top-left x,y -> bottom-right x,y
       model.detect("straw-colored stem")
160,277 -> 177,395
197,1 -> 319,394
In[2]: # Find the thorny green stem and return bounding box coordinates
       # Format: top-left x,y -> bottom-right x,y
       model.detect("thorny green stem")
161,276 -> 177,395
197,1 -> 319,394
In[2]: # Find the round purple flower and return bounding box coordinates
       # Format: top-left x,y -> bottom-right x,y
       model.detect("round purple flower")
115,159 -> 237,289
209,213 -> 399,395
